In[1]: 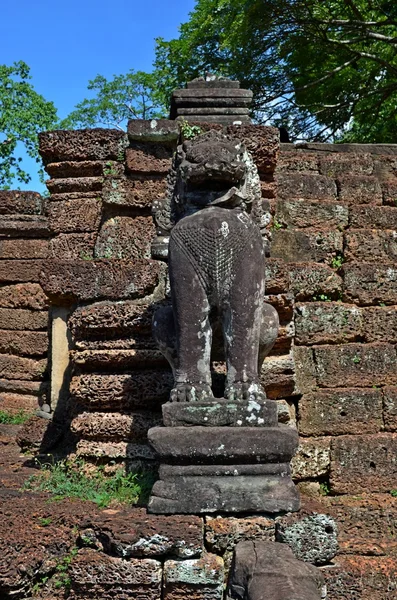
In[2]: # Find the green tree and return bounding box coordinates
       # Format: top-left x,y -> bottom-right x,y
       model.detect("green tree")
154,0 -> 397,142
0,61 -> 58,189
61,70 -> 167,131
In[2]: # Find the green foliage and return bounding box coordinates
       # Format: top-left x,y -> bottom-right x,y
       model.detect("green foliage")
0,61 -> 58,188
319,481 -> 330,496
271,217 -> 283,231
331,253 -> 345,269
312,294 -> 332,302
352,355 -> 361,364
32,547 -> 78,595
391,489 -> 397,497
0,409 -> 32,425
153,0 -> 397,142
179,118 -> 203,139
23,458 -> 154,508
61,70 -> 167,131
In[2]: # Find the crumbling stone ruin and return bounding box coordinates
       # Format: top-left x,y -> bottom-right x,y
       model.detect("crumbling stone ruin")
1,76 -> 397,598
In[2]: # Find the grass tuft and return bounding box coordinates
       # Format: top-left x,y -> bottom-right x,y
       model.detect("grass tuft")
0,410 -> 32,425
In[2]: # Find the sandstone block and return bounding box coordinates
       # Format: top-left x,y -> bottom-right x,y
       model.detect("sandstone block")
205,516 -> 274,555
363,306 -> 397,343
277,173 -> 337,201
94,215 -> 155,260
69,549 -> 161,600
0,215 -> 49,238
48,197 -> 102,233
226,125 -> 279,175
349,205 -> 397,229
163,554 -> 224,600
70,372 -> 172,410
383,387 -> 397,431
39,129 -> 128,164
275,199 -> 348,230
298,388 -> 383,436
0,330 -> 48,356
319,152 -> 373,176
381,179 -> 397,206
0,260 -> 43,283
40,259 -> 165,302
287,263 -> 342,300
295,302 -> 362,345
46,176 -> 103,194
70,411 -> 162,442
0,191 -> 44,215
162,399 -> 278,427
127,119 -> 179,142
290,437 -> 331,480
126,143 -> 173,174
327,494 -> 397,556
271,229 -> 343,264
330,433 -> 397,493
0,283 -> 47,310
343,262 -> 397,305
276,151 -> 319,172
345,229 -> 397,262
0,308 -> 48,330
0,355 -> 47,380
102,176 -> 167,209
50,232 -> 96,259
0,393 -> 38,415
0,239 -> 48,260
314,343 -> 397,387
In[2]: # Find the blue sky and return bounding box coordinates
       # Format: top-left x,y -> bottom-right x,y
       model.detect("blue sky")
2,0 -> 196,192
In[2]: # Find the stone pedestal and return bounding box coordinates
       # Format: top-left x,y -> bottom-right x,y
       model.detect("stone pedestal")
148,399 -> 300,514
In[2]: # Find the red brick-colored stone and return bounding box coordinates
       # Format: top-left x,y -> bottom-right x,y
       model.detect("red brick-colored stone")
314,343 -> 397,388
39,128 -> 128,164
70,411 -> 162,442
71,349 -> 167,371
342,263 -> 397,305
0,215 -> 50,238
95,215 -> 155,260
48,197 -> 102,233
0,191 -> 44,215
46,176 -> 103,195
260,353 -> 296,399
0,330 -> 48,356
126,143 -> 173,174
0,239 -> 48,259
102,176 -> 167,210
0,393 -> 38,415
295,302 -> 362,345
345,229 -> 397,262
0,284 -> 47,310
324,555 -> 397,600
337,175 -> 382,205
271,229 -> 343,264
45,160 -> 107,178
363,306 -> 397,343
0,260 -> 43,283
275,199 -> 348,230
0,355 -> 47,380
49,232 -> 96,259
265,259 -> 288,294
319,153 -> 373,176
383,387 -> 397,431
349,205 -> 397,229
227,124 -> 279,175
381,178 -> 397,206
287,263 -> 342,300
277,173 -> 337,201
276,151 -> 319,173
0,308 -> 48,330
299,388 -> 383,436
330,433 -> 397,493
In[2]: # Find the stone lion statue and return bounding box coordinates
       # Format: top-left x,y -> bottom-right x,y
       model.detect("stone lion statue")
152,129 -> 278,402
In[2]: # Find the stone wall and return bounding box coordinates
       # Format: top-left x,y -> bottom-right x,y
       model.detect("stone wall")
0,191 -> 50,416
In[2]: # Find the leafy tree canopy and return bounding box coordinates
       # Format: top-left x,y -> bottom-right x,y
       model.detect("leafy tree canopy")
61,70 -> 167,131
0,61 -> 58,189
153,0 -> 397,142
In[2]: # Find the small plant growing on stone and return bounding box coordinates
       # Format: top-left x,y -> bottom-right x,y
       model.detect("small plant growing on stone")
352,355 -> 361,364
312,294 -> 332,302
331,253 -> 344,269
0,410 -> 32,425
271,217 -> 283,231
104,161 -> 119,176
179,118 -> 202,140
391,489 -> 397,497
38,517 -> 52,527
319,482 -> 330,496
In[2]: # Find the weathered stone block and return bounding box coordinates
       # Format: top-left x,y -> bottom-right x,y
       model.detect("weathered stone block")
299,389 -> 383,436
363,306 -> 397,343
290,437 -> 331,480
275,199 -> 348,230
0,239 -> 48,260
94,215 -> 155,260
40,259 -> 165,302
287,263 -> 342,300
162,399 -> 278,427
381,179 -> 397,206
0,215 -> 49,238
265,259 -> 288,294
0,191 -> 44,215
276,151 -> 319,173
71,411 -> 162,442
261,353 -> 297,399
0,330 -> 48,356
76,440 -> 156,461
163,554 -> 224,600
0,378 -> 47,396
46,176 -> 103,195
330,433 -> 397,493
69,549 -> 162,600
126,144 -> 173,174
45,160 -> 108,178
0,260 -> 43,283
39,129 -> 128,164
0,355 -> 47,380
343,262 -> 397,305
319,152 -> 373,176
0,308 -> 48,330
383,387 -> 397,431
102,176 -> 167,209
0,283 -> 47,310
271,229 -> 343,264
70,372 -> 172,410
49,232 -> 96,259
345,229 -> 397,262
314,343 -> 397,387
71,349 -> 167,371
48,197 -> 102,233
226,125 -> 279,174
349,205 -> 397,229
277,173 -> 337,200
293,346 -> 317,394
0,392 -> 38,414
327,494 -> 397,556
337,175 -> 382,205
295,302 -> 362,345
205,516 -> 274,555
127,119 -> 179,143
